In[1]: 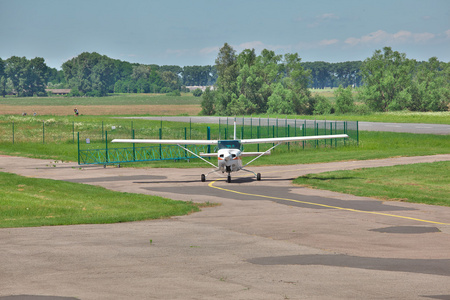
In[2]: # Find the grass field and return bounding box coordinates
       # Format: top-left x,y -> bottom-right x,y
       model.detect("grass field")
2,93 -> 449,123
0,171 -> 216,228
293,161 -> 450,206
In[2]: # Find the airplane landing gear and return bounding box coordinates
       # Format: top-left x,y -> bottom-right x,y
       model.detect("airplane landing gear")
227,174 -> 231,183
257,173 -> 261,181
201,174 -> 206,182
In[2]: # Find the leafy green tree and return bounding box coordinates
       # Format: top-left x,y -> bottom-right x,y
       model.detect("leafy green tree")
161,71 -> 179,91
62,52 -> 115,96
27,57 -> 48,96
201,87 -> 215,115
228,94 -> 257,115
409,58 -> 450,111
302,61 -> 331,89
5,56 -> 27,96
267,83 -> 294,114
282,53 -> 311,114
193,88 -> 203,97
360,47 -> 415,111
131,65 -> 151,81
0,58 -> 6,97
313,95 -> 332,115
4,56 -> 48,96
334,85 -> 354,114
214,43 -> 239,114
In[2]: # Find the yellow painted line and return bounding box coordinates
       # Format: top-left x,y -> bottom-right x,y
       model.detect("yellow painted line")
208,180 -> 450,226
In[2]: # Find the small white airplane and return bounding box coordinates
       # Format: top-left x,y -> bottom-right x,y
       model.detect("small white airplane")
112,122 -> 348,183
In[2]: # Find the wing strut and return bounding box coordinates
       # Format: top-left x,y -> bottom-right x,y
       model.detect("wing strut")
176,144 -> 217,168
242,142 -> 282,168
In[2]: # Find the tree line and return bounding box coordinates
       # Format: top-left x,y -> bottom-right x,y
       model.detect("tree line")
1,53 -> 368,98
1,46 -> 448,113
0,53 -> 218,97
201,44 -> 449,115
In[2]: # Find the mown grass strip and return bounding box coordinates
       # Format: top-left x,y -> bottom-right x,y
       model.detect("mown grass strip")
0,172 -> 205,228
293,161 -> 450,206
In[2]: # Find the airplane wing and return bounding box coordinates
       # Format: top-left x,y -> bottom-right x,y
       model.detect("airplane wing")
112,134 -> 348,145
111,139 -> 218,145
240,134 -> 348,144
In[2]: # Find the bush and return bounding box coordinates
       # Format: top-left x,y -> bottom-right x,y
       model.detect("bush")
193,88 -> 203,97
160,87 -> 172,93
313,95 -> 332,115
334,85 -> 354,114
166,89 -> 181,96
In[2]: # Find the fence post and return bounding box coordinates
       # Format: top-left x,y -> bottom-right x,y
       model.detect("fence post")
102,121 -> 104,142
272,125 -> 275,147
12,122 -> 14,144
357,121 -> 359,145
159,128 -> 162,159
257,126 -> 260,152
42,121 -> 45,144
105,131 -> 108,164
287,124 -> 290,151
303,120 -> 306,150
184,127 -> 187,158
77,132 -> 80,165
72,121 -> 75,143
250,116 -> 252,138
276,117 -> 278,137
132,129 -> 136,161
207,126 -> 211,154
344,121 -> 347,146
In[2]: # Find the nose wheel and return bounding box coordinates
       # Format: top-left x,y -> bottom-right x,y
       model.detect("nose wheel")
201,174 -> 206,182
227,174 -> 231,183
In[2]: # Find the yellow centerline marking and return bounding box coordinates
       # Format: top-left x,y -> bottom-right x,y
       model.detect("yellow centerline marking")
208,180 -> 450,226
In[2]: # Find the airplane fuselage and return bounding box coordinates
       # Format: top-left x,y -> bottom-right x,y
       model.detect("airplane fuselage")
216,140 -> 243,173
217,148 -> 242,173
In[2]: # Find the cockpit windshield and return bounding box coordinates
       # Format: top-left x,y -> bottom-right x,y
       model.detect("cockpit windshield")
218,140 -> 241,150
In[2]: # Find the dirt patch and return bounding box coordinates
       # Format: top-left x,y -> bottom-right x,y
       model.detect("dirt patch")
0,105 -> 202,116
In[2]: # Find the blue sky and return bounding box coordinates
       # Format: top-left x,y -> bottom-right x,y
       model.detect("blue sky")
1,0 -> 449,69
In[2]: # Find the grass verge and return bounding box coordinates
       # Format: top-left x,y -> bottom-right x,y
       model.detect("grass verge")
293,161 -> 450,206
0,172 -> 213,228
0,131 -> 448,167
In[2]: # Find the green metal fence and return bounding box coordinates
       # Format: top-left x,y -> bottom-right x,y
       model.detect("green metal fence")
76,118 -> 358,165
0,116 -> 358,165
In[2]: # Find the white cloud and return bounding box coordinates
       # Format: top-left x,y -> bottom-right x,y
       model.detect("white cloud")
319,39 -> 339,46
234,41 -> 290,53
345,30 -> 436,46
166,49 -> 190,56
199,46 -> 220,55
308,13 -> 339,28
413,32 -> 435,43
444,29 -> 450,39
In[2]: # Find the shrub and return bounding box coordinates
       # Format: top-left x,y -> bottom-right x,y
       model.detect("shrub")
193,88 -> 203,97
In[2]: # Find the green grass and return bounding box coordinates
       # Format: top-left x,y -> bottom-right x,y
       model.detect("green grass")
0,171 -> 207,228
251,111 -> 450,124
0,120 -> 449,167
0,93 -> 201,106
293,161 -> 450,206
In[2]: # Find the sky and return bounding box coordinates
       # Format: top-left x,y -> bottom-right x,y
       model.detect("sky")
1,0 -> 449,70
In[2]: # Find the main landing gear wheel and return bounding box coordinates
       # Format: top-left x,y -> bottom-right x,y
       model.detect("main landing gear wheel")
201,174 -> 206,182
227,174 -> 231,183
257,173 -> 261,181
